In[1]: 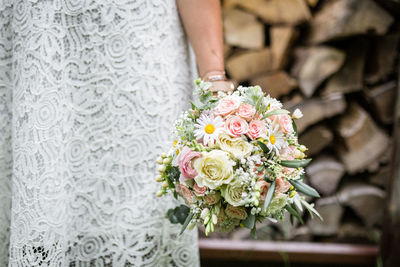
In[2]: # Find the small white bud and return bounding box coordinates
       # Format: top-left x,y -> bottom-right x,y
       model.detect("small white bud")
292,108 -> 303,119
212,214 -> 218,224
162,181 -> 169,188
155,175 -> 163,182
156,157 -> 163,164
161,152 -> 167,158
200,208 -> 210,220
158,165 -> 166,173
156,190 -> 163,197
163,157 -> 172,164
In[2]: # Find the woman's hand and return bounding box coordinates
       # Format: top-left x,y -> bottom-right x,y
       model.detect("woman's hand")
176,0 -> 233,93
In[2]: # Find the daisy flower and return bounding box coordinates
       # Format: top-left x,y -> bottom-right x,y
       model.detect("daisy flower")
264,124 -> 287,155
194,113 -> 224,145
263,95 -> 282,111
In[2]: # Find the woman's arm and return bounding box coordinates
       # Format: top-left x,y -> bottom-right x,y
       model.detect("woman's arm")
176,0 -> 224,78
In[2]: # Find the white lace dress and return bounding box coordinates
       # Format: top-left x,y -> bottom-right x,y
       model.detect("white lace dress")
0,0 -> 200,266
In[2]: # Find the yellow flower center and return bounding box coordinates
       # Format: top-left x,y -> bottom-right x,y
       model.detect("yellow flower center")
173,140 -> 178,148
269,134 -> 276,145
205,124 -> 215,134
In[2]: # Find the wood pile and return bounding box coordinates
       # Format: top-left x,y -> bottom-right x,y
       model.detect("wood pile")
206,0 -> 399,244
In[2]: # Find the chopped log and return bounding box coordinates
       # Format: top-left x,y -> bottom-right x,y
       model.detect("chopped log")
382,68 -> 400,266
338,183 -> 385,227
223,0 -> 311,25
299,125 -> 334,155
308,197 -> 344,236
282,93 -> 304,110
365,34 -> 400,84
291,46 -> 345,97
369,165 -> 390,188
306,155 -> 345,196
270,26 -> 298,70
305,0 -> 319,7
251,71 -> 298,98
307,0 -> 394,44
223,44 -> 232,59
337,103 -> 390,174
290,94 -> 347,133
338,223 -> 381,244
364,81 -> 397,125
226,49 -> 272,81
223,8 -> 264,49
322,39 -> 368,96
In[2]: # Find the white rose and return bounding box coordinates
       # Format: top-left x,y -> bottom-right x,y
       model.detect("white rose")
217,133 -> 253,160
193,150 -> 234,189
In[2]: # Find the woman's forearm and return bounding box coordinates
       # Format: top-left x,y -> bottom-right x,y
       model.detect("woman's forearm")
176,0 -> 224,78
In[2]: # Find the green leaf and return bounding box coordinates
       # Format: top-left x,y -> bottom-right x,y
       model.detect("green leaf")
292,119 -> 298,137
261,109 -> 289,120
264,174 -> 273,183
179,212 -> 194,235
280,159 -> 312,168
190,101 -> 197,110
290,179 -> 320,198
250,227 -> 257,239
257,141 -> 270,154
241,213 -> 256,229
285,205 -> 304,224
301,199 -> 323,221
263,179 -> 276,212
167,205 -> 190,225
167,209 -> 179,224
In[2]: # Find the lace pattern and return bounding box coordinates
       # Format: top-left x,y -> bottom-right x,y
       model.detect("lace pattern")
0,0 -> 199,266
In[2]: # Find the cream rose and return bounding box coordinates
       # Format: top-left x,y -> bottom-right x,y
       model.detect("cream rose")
225,204 -> 248,220
221,178 -> 250,207
217,133 -> 253,160
193,150 -> 234,189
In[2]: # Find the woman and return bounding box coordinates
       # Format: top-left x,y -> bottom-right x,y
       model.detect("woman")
0,0 -> 232,265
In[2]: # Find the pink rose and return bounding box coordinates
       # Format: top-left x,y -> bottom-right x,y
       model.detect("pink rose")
215,96 -> 240,116
176,183 -> 194,204
247,120 -> 266,140
274,114 -> 294,133
257,179 -> 270,201
237,103 -> 256,121
280,146 -> 296,160
224,116 -> 249,137
177,146 -> 201,180
193,183 -> 207,196
275,177 -> 291,193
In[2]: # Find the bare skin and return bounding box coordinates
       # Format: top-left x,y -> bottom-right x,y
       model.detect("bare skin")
176,0 -> 225,78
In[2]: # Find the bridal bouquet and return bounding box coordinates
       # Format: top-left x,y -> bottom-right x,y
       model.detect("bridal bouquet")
155,79 -> 321,237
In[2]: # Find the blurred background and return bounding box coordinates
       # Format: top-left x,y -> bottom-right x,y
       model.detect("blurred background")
200,0 -> 400,266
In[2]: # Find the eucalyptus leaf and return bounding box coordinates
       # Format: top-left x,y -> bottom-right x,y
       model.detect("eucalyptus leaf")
280,159 -> 312,168
285,205 -> 304,224
290,179 -> 320,198
167,209 -> 179,224
179,212 -> 194,235
263,179 -> 276,212
257,141 -> 270,154
241,213 -> 256,229
261,109 -> 289,120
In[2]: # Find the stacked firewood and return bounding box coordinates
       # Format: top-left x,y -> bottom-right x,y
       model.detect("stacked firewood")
209,0 -> 399,243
